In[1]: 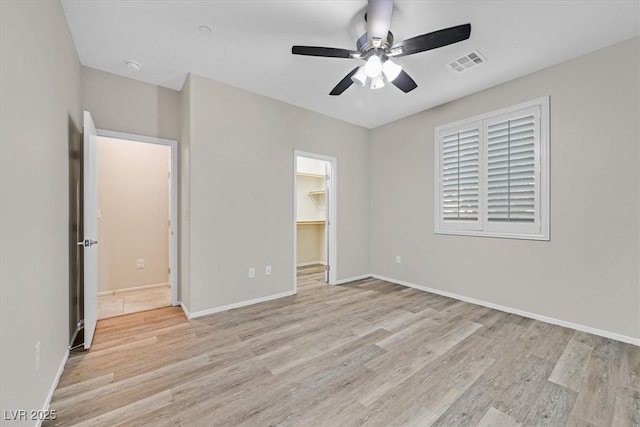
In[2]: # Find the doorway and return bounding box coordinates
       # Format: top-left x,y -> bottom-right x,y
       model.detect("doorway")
294,151 -> 337,291
95,130 -> 178,319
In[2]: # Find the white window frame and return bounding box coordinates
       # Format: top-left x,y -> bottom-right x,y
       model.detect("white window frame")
434,96 -> 550,241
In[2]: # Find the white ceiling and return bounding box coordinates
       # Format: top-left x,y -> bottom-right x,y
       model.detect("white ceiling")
61,1 -> 639,129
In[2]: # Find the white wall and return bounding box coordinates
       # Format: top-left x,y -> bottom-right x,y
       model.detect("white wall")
81,66 -> 180,141
183,74 -> 369,313
97,137 -> 170,292
369,37 -> 640,341
0,0 -> 81,422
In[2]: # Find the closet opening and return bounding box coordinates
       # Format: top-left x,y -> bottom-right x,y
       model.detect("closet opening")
294,151 -> 337,290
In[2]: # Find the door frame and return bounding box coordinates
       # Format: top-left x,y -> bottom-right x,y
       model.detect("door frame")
96,129 -> 179,306
293,150 -> 337,291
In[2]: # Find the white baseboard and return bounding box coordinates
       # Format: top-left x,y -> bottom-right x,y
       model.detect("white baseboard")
371,274 -> 640,347
296,261 -> 326,267
179,301 -> 189,318
37,348 -> 69,427
98,282 -> 170,296
180,290 -> 297,319
333,274 -> 371,285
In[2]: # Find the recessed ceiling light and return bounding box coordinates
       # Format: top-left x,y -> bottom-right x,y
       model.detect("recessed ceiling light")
199,25 -> 212,34
126,60 -> 141,71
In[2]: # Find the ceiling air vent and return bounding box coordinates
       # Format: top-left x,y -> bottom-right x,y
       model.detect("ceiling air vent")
448,50 -> 486,73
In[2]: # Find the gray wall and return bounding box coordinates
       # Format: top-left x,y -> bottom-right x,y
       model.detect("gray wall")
0,0 -> 81,420
81,66 -> 181,141
179,76 -> 191,306
184,74 -> 369,313
369,37 -> 640,340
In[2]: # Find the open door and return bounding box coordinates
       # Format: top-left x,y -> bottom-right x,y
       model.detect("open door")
82,111 -> 98,349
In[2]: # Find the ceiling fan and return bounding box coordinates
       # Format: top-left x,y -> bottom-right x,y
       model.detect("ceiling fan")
291,0 -> 471,95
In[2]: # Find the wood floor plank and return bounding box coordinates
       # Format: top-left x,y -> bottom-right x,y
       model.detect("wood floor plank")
548,337 -> 593,391
46,265 -> 639,426
356,332 -> 494,426
620,342 -> 640,392
61,390 -> 172,427
570,338 -> 623,426
491,355 -> 556,422
522,381 -> 578,426
477,407 -> 522,427
611,386 -> 640,427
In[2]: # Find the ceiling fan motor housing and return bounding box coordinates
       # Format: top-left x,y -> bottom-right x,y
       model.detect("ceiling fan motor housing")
356,31 -> 395,59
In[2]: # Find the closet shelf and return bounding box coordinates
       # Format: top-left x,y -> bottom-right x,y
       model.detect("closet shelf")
297,172 -> 325,179
308,190 -> 326,196
297,221 -> 325,225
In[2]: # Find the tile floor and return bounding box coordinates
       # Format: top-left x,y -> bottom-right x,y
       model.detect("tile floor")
97,286 -> 171,319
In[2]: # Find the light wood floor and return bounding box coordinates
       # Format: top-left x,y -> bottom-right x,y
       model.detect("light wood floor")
98,286 -> 171,319
47,265 -> 639,426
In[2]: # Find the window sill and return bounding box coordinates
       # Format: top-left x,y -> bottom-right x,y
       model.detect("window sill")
435,229 -> 549,241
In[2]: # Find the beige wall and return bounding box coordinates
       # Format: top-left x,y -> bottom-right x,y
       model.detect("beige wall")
297,224 -> 326,266
369,37 -> 640,340
0,0 -> 81,420
82,66 -> 180,141
183,74 -> 369,313
97,137 -> 170,292
297,174 -> 326,222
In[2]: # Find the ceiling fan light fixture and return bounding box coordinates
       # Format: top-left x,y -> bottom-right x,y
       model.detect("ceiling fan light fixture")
364,55 -> 383,78
351,66 -> 367,87
382,59 -> 402,82
369,75 -> 385,90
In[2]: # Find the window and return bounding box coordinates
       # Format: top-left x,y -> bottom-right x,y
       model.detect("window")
435,97 -> 549,240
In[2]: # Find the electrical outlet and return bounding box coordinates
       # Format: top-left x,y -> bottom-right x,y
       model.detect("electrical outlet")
35,342 -> 40,371
265,265 -> 272,276
248,267 -> 255,279
136,259 -> 144,269
395,255 -> 402,264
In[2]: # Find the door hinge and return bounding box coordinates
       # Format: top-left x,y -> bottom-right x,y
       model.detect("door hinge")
168,267 -> 171,274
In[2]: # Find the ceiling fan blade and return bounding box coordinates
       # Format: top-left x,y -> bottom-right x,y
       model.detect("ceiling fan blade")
367,0 -> 394,46
391,69 -> 418,93
393,23 -> 471,57
292,46 -> 359,59
329,67 -> 360,96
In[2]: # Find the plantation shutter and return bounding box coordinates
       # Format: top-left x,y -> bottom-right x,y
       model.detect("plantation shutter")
486,112 -> 537,223
441,127 -> 480,222
435,97 -> 548,240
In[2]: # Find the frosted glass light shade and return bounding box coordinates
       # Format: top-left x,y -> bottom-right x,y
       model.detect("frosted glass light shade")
364,55 -> 383,78
382,59 -> 402,82
351,66 -> 367,86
